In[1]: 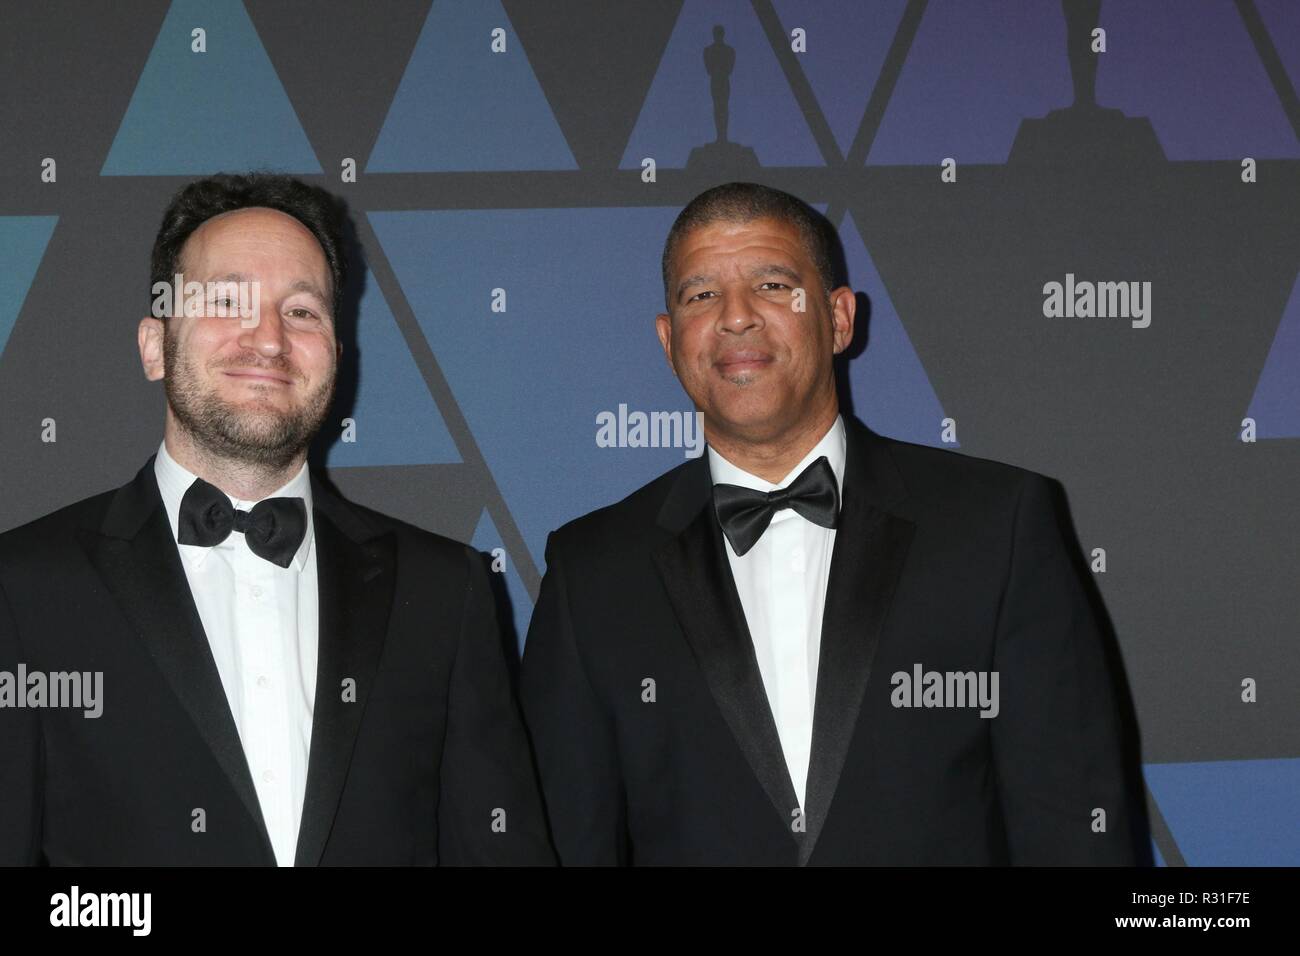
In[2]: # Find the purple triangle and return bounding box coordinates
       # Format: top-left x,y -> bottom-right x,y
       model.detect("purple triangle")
1096,0 -> 1299,160
770,0 -> 908,155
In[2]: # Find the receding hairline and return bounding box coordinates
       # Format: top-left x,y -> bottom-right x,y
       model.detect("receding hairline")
188,204 -> 326,247
174,206 -> 335,297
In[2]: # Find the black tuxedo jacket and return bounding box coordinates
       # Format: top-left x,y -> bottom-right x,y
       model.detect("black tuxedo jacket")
0,455 -> 554,865
519,417 -> 1143,865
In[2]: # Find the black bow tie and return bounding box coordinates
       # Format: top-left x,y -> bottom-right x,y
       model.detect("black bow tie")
712,455 -> 840,557
177,476 -> 308,569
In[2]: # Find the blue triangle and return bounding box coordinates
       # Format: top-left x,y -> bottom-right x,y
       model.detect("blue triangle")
369,207 -> 691,577
101,0 -> 321,174
830,210 -> 953,447
620,0 -> 822,168
869,0 -> 1071,165
470,508 -> 534,657
1144,758 -> 1300,865
0,217 -> 58,361
321,265 -> 459,466
771,0 -> 908,156
1246,271 -> 1300,438
367,0 -> 576,172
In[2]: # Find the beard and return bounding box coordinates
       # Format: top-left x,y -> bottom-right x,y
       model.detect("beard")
162,325 -> 335,471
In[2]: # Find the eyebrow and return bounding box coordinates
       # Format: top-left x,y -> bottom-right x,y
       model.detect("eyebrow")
288,279 -> 330,306
675,263 -> 804,303
675,274 -> 711,302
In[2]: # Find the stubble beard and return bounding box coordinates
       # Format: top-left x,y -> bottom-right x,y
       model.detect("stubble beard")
162,325 -> 335,471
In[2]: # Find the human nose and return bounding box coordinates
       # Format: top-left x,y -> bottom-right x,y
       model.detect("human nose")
715,285 -> 764,335
238,305 -> 289,357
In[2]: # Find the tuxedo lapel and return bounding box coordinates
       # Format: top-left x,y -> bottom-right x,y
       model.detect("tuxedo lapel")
293,473 -> 395,866
800,420 -> 915,865
650,420 -> 917,864
77,456 -> 398,866
651,459 -> 803,845
77,456 -> 276,863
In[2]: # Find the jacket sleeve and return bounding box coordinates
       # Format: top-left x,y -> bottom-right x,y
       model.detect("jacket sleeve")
0,572 -> 43,865
990,472 -> 1142,865
436,545 -> 556,865
518,531 -> 629,865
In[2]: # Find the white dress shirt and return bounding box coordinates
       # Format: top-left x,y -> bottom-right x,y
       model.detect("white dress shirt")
707,415 -> 846,810
154,439 -> 318,867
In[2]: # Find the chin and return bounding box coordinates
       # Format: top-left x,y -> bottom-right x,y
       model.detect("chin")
712,405 -> 786,437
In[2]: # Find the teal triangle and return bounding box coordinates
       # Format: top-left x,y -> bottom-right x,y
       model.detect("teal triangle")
0,217 -> 58,361
322,266 -> 460,467
101,0 -> 321,174
368,0 -> 576,172
470,508 -> 534,658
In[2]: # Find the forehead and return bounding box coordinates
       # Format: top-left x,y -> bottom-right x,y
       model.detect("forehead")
183,207 -> 327,275
673,216 -> 808,268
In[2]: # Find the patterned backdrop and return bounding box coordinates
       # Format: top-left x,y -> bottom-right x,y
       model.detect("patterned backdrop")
0,0 -> 1297,865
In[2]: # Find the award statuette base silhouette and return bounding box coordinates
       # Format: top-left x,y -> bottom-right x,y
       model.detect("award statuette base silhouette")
687,140 -> 760,171
1009,104 -> 1165,166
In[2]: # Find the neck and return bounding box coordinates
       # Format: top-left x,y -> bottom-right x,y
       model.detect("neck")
706,400 -> 839,484
163,417 -> 306,502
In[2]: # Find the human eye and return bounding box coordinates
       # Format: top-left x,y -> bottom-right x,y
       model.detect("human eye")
209,294 -> 243,317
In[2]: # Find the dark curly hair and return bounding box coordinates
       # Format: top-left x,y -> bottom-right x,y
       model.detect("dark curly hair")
660,181 -> 839,312
150,172 -> 348,321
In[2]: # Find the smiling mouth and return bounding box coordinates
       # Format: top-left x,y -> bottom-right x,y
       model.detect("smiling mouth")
223,369 -> 293,385
715,352 -> 773,373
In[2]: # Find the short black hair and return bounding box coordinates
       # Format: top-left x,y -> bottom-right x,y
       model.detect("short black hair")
150,172 -> 348,321
661,181 -> 838,310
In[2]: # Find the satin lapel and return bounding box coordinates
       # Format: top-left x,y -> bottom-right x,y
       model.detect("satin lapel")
293,474 -> 395,866
799,421 -> 915,865
651,463 -> 802,844
77,457 -> 276,863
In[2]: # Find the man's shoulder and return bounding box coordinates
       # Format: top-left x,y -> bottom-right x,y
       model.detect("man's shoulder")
0,484 -> 120,562
873,431 -> 1036,495
546,458 -> 700,557
316,483 -> 483,574
865,430 -> 1057,541
542,428 -> 1047,559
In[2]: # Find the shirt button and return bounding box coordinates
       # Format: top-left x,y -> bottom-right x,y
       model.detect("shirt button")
250,585 -> 263,598
791,548 -> 805,572
257,675 -> 269,689
262,769 -> 275,783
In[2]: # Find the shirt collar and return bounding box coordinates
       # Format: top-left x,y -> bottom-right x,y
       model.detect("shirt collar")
154,438 -> 314,571
707,413 -> 847,502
